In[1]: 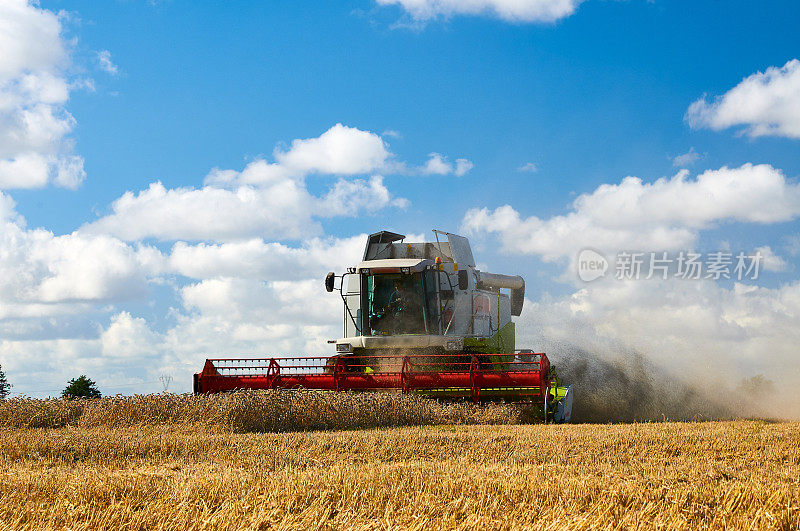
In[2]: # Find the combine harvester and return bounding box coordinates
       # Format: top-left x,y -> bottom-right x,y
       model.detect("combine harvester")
195,230 -> 573,422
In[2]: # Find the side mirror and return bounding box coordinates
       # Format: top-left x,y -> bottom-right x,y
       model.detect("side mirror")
325,272 -> 336,292
457,269 -> 469,291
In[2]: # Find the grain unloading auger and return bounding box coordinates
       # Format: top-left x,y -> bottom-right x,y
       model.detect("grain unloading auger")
195,230 -> 573,422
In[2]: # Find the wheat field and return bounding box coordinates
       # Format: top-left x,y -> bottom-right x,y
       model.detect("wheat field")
0,392 -> 798,530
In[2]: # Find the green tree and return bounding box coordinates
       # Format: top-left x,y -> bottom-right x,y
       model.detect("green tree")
61,375 -> 101,399
0,365 -> 10,399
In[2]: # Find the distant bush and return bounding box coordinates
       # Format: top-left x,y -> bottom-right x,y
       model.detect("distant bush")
0,364 -> 10,399
62,376 -> 102,399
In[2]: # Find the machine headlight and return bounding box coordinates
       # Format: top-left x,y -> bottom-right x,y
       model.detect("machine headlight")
336,343 -> 352,353
401,267 -> 410,274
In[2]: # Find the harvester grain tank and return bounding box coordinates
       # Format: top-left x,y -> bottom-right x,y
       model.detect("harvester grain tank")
195,230 -> 573,422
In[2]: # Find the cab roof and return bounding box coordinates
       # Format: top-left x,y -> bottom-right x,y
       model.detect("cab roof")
356,258 -> 433,273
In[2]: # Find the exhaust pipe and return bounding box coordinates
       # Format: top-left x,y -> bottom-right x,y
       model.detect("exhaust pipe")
476,271 -> 525,316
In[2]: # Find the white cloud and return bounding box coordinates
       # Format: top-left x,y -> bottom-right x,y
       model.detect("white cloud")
84,123 -> 426,242
0,323 -> 167,397
375,0 -> 583,23
33,234 -> 161,303
421,152 -> 451,175
206,124 -> 394,187
82,173 -> 407,242
82,180 -> 322,242
671,147 -> 701,168
518,162 -> 538,172
203,124 -> 472,187
157,277 -> 342,373
0,0 -> 85,189
686,59 -> 800,139
0,191 -> 163,321
0,205 -> 371,395
0,0 -> 66,81
516,277 -> 800,417
96,50 -> 118,75
454,158 -> 474,176
0,152 -> 49,188
462,161 -> 800,416
168,235 -> 367,280
755,246 -> 788,273
785,235 -> 800,257
0,191 -> 22,223
101,312 -> 159,359
319,175 -> 410,216
420,152 -> 473,176
276,123 -> 391,175
463,164 -> 800,261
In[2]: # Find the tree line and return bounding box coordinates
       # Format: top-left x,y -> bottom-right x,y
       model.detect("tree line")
0,365 -> 101,399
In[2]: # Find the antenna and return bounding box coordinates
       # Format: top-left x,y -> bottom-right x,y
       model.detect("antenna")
159,374 -> 173,393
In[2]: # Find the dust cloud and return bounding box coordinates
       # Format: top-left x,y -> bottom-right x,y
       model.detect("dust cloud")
547,344 -> 793,423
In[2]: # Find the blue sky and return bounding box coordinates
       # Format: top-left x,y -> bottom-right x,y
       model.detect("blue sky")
28,0 -> 799,231
1,0 -> 800,403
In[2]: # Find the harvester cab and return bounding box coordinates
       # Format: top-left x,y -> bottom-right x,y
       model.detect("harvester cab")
327,230 -> 523,358
194,229 -> 572,423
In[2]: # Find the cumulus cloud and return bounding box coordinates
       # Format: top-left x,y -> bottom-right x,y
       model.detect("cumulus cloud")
0,230 -> 373,395
755,246 -> 788,273
95,50 -> 118,75
82,174 -> 407,242
0,191 -> 163,324
319,176 -> 409,215
0,119 -> 465,394
462,161 -> 800,416
671,147 -> 701,168
375,0 -> 583,23
152,234 -> 377,380
168,235 -> 367,280
101,312 -> 160,359
276,123 -> 392,176
686,59 -> 800,139
153,277 -> 342,377
785,235 -> 800,257
82,180 -> 323,242
206,124 -> 394,187
516,277 -> 800,416
83,123 -> 439,242
518,162 -> 538,173
420,152 -> 473,176
0,0 -> 85,189
455,158 -> 474,176
463,164 -> 800,261
0,318 -> 166,397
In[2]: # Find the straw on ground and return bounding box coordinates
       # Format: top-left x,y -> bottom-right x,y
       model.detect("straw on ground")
0,392 -> 798,530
